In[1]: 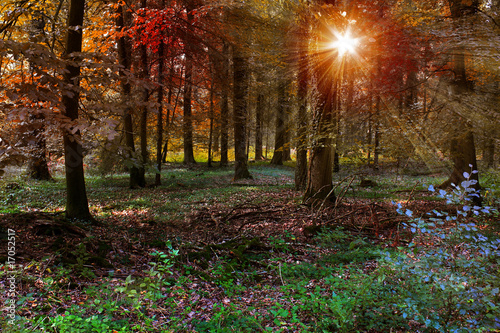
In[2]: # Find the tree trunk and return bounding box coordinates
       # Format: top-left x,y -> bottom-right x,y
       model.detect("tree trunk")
303,80 -> 335,203
117,4 -> 141,188
373,95 -> 381,170
138,0 -> 149,187
295,52 -> 308,190
155,0 -> 166,185
483,135 -> 495,169
62,0 -> 92,220
232,48 -> 252,180
27,13 -> 52,181
271,80 -> 286,165
162,64 -> 179,163
255,93 -> 264,160
182,6 -> 196,165
27,115 -> 52,181
220,42 -> 230,167
208,71 -> 215,167
440,0 -> 481,205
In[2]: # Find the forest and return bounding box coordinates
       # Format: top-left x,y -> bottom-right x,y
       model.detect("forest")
0,0 -> 499,331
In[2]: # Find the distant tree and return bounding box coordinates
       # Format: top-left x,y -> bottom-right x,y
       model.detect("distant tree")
27,13 -> 52,181
270,79 -> 286,166
232,45 -> 252,180
294,6 -> 310,191
219,42 -> 230,167
138,0 -> 150,186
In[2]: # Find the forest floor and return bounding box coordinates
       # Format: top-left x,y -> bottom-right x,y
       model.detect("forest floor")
0,162 -> 499,332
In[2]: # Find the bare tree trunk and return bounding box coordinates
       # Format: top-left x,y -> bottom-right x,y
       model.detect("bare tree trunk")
271,80 -> 286,165
27,12 -> 52,181
232,48 -> 252,180
373,95 -> 381,170
255,93 -> 264,160
220,42 -> 230,167
208,71 -> 215,167
62,0 -> 92,220
162,64 -> 179,163
182,5 -> 196,165
295,12 -> 309,191
155,0 -> 166,185
117,3 -> 141,188
138,0 -> 148,187
295,52 -> 308,190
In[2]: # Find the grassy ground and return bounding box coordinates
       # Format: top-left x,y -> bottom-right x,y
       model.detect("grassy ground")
0,162 -> 499,332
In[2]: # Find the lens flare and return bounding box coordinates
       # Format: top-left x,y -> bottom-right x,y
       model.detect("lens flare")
330,30 -> 359,56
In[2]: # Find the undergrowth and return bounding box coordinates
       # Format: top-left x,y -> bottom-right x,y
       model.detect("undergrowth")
0,165 -> 499,332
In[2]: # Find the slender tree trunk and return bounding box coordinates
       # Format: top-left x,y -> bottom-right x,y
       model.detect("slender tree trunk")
182,6 -> 196,165
220,42 -> 230,167
232,48 -> 252,180
155,0 -> 166,185
62,0 -> 92,220
27,13 -> 52,181
483,135 -> 495,169
333,79 -> 340,173
162,65 -> 179,163
208,72 -> 215,167
373,95 -> 381,170
138,0 -> 149,187
295,15 -> 309,191
283,90 -> 291,162
255,93 -> 264,160
271,80 -> 286,165
117,3 -> 140,188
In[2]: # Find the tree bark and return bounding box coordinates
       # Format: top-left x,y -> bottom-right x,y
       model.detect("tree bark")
295,13 -> 309,191
27,114 -> 52,181
138,0 -> 149,187
220,42 -> 230,167
303,77 -> 336,203
116,3 -> 141,189
271,80 -> 286,165
155,0 -> 166,185
232,48 -> 252,180
27,13 -> 52,181
182,4 -> 196,165
255,93 -> 264,160
208,70 -> 215,167
62,0 -> 92,220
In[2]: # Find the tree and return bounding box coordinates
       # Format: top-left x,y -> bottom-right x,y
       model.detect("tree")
438,0 -> 481,205
270,79 -> 287,166
116,2 -> 142,189
181,0 -> 199,165
219,41 -> 230,167
138,0 -> 150,186
26,11 -> 52,181
62,0 -> 92,220
294,5 -> 310,191
232,45 -> 252,180
303,1 -> 341,204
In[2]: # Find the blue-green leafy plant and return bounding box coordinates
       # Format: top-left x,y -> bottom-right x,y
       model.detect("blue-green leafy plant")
386,168 -> 500,332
